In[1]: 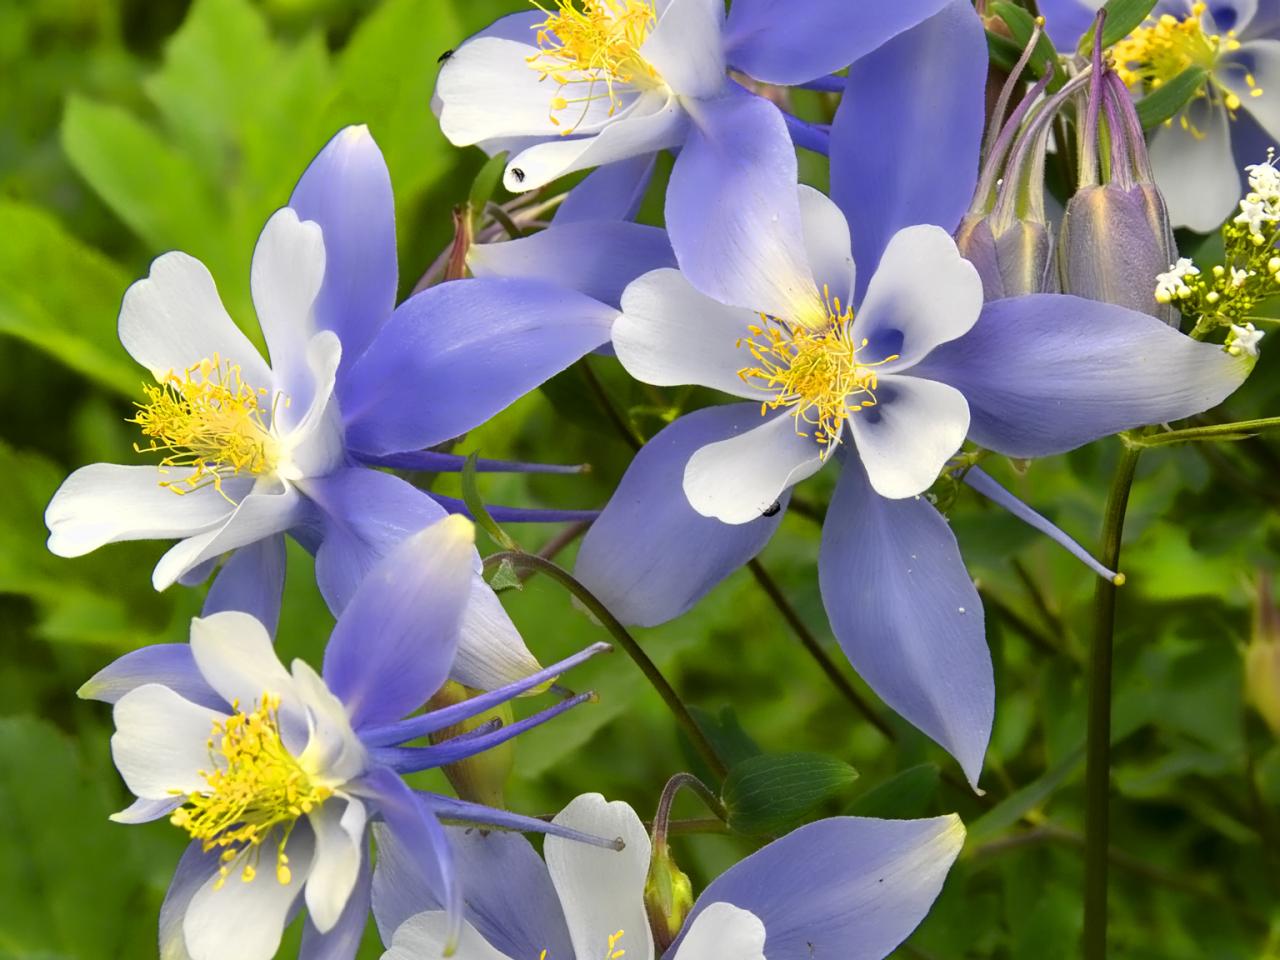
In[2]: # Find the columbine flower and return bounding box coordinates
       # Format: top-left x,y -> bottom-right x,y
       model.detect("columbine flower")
577,174 -> 1254,787
45,125 -> 618,690
81,517 -> 612,960
374,792 -> 965,960
1038,0 -> 1280,231
434,0 -> 979,312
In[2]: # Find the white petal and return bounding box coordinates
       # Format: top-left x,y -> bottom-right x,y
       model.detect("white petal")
189,611 -> 298,714
437,37 -> 625,145
152,483 -> 303,590
614,268 -> 759,397
111,684 -> 224,799
384,913 -> 514,960
851,225 -> 983,371
683,412 -> 825,524
279,330 -> 345,479
546,794 -> 655,960
1149,98 -> 1241,232
45,463 -> 236,558
450,575 -> 545,691
119,251 -> 271,386
183,828 -> 314,960
641,0 -> 727,98
251,208 -> 326,396
848,374 -> 971,500
672,903 -> 767,960
290,659 -> 366,783
504,93 -> 687,191
798,185 -> 856,309
1227,40 -> 1280,138
305,796 -> 367,933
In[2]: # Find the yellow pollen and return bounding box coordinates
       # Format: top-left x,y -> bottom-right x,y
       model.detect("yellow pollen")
1111,2 -> 1261,131
169,693 -> 332,890
736,287 -> 899,449
130,354 -> 281,500
606,929 -> 626,959
526,1 -> 661,135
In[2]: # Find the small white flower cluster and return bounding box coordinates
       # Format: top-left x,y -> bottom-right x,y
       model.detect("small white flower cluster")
1227,321 -> 1265,357
1155,258 -> 1200,303
1235,150 -> 1280,241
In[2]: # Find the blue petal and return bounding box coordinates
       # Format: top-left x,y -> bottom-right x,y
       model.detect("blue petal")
575,404 -> 788,627
302,467 -> 449,613
830,0 -> 987,296
323,516 -> 475,731
666,90 -> 824,323
554,153 -> 658,225
468,220 -> 675,310
724,0 -> 951,85
289,126 -> 397,376
78,644 -> 224,711
202,536 -> 287,636
358,767 -> 460,949
159,842 -> 220,960
913,294 -> 1254,459
672,814 -> 966,960
343,278 -> 616,457
819,458 -> 992,787
299,858 -> 372,960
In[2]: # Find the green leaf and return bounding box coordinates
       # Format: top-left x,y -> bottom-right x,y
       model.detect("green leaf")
1080,0 -> 1158,51
462,452 -> 520,551
721,752 -> 859,836
990,3 -> 1065,90
688,705 -> 763,772
1135,66 -> 1210,129
60,95 -> 221,259
846,763 -> 941,818
469,150 -> 510,229
0,200 -> 137,393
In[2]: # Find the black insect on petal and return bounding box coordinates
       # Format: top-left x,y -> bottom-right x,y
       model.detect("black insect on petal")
510,167 -> 526,184
761,501 -> 781,518
438,48 -> 454,63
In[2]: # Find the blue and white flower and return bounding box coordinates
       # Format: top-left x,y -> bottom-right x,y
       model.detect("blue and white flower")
375,792 -> 965,960
83,517 -> 611,960
45,125 -> 618,689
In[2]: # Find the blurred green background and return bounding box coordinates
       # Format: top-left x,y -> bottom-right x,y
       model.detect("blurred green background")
3,0 -> 1280,957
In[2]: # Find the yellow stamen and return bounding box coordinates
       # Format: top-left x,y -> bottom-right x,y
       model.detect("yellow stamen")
130,354 -> 280,500
169,693 -> 332,889
736,287 -> 899,449
526,1 -> 661,135
1111,2 -> 1261,132
606,929 -> 626,960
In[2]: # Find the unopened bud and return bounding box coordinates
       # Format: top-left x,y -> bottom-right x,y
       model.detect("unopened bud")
1246,575 -> 1280,738
956,213 -> 1058,299
428,681 -> 515,809
644,841 -> 694,953
1059,184 -> 1179,325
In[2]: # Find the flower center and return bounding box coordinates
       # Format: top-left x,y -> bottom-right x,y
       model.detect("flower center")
1112,3 -> 1260,119
526,0 -> 661,135
737,289 -> 898,449
130,354 -> 282,499
169,694 -> 332,889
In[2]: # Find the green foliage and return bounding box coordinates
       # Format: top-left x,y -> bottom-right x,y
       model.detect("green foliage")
2,1 -> 1279,959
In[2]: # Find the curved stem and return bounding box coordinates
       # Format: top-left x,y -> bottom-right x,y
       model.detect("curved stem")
746,559 -> 895,740
652,772 -> 728,851
1134,415 -> 1280,447
482,551 -> 730,780
1083,442 -> 1141,960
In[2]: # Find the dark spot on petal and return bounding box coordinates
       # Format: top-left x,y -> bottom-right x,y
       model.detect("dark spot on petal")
761,501 -> 782,518
438,48 -> 454,63
511,167 -> 526,183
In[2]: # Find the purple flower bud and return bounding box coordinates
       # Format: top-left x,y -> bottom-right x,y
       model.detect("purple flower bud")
956,212 -> 1058,299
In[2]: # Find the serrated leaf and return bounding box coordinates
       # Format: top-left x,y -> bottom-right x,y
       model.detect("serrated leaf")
721,752 -> 859,836
0,200 -> 136,393
1135,66 -> 1209,129
846,763 -> 941,818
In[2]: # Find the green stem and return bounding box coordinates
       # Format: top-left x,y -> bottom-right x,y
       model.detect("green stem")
1133,415 -> 1280,447
482,551 -> 730,780
652,772 -> 728,851
746,559 -> 895,740
1083,442 -> 1141,960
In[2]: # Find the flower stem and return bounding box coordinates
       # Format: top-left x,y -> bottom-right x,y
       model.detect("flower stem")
482,551 -> 730,780
1130,415 -> 1280,447
652,772 -> 727,852
746,558 -> 895,740
1083,442 -> 1141,960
